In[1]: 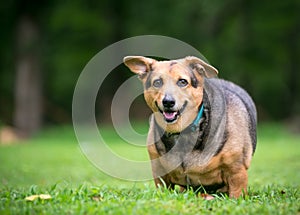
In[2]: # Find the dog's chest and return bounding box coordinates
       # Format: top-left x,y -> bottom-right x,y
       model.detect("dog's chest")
156,132 -> 222,186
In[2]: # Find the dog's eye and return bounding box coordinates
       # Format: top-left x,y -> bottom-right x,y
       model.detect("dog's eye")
177,79 -> 188,87
153,79 -> 163,88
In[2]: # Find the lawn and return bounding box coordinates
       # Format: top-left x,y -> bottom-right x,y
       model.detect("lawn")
0,123 -> 299,214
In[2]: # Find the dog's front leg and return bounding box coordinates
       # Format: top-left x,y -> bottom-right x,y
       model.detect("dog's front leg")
225,166 -> 248,198
150,159 -> 174,189
153,175 -> 174,190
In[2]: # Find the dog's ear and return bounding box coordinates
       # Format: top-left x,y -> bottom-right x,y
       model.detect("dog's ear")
185,56 -> 218,78
123,56 -> 156,79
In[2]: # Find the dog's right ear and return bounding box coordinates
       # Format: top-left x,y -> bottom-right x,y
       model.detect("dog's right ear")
123,56 -> 156,79
185,56 -> 218,78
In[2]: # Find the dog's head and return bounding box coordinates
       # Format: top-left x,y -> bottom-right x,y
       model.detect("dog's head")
124,56 -> 218,133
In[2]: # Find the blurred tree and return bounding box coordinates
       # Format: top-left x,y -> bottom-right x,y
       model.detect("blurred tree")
43,0 -> 115,123
10,0 -> 49,137
14,14 -> 43,137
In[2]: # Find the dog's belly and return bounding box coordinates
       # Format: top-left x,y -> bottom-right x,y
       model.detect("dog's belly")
168,163 -> 223,187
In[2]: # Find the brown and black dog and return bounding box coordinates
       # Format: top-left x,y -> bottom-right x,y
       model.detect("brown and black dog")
124,56 -> 257,198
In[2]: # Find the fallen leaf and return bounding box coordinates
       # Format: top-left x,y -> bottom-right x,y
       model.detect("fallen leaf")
39,194 -> 52,200
92,196 -> 103,201
25,195 -> 39,201
25,194 -> 52,201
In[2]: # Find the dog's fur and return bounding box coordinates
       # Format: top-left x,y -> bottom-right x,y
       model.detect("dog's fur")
124,56 -> 257,198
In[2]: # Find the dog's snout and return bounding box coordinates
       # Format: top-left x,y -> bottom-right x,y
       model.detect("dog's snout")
162,94 -> 175,108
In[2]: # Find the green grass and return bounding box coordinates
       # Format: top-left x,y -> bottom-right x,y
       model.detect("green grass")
0,123 -> 299,214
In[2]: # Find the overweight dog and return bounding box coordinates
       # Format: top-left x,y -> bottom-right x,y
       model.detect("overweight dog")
124,56 -> 257,198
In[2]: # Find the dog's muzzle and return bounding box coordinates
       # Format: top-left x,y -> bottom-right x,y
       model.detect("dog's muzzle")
155,97 -> 188,123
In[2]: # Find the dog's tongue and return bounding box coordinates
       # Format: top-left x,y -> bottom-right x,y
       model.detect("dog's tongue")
163,111 -> 177,120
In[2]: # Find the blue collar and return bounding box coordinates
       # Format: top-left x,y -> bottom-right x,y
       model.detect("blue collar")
190,104 -> 204,131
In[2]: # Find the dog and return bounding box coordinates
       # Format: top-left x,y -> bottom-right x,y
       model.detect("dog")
124,56 -> 257,198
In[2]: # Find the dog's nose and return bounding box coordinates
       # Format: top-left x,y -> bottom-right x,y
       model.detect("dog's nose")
162,95 -> 175,108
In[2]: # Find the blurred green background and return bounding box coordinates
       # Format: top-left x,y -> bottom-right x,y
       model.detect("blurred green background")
0,0 -> 300,138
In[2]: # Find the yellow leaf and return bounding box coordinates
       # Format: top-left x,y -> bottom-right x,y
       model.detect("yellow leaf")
25,194 -> 52,201
39,194 -> 52,200
25,195 -> 39,201
92,196 -> 103,201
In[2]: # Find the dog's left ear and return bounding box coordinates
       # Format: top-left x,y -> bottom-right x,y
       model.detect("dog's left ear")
185,56 -> 218,78
123,56 -> 156,79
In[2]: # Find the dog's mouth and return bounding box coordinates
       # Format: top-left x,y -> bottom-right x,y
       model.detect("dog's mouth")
155,101 -> 188,123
